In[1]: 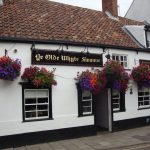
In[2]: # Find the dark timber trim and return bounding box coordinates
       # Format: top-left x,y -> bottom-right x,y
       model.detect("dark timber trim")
113,116 -> 150,131
1,37 -> 150,52
0,125 -> 96,149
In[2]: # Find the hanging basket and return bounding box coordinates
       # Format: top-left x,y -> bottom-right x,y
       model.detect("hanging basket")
131,64 -> 150,87
75,69 -> 106,94
103,60 -> 129,92
0,56 -> 21,81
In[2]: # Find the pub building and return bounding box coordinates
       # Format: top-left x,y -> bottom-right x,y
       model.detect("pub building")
0,0 -> 150,147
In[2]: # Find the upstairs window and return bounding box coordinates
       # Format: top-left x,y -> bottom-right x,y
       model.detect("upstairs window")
112,54 -> 128,68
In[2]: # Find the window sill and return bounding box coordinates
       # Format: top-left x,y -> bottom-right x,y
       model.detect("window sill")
22,118 -> 54,123
138,107 -> 150,110
78,114 -> 94,117
113,109 -> 126,113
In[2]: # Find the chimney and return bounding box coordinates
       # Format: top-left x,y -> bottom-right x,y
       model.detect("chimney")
102,0 -> 118,16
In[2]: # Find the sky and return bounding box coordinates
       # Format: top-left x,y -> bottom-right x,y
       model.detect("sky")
50,0 -> 133,16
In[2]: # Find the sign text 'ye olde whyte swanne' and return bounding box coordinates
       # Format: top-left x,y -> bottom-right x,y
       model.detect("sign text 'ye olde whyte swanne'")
32,49 -> 103,67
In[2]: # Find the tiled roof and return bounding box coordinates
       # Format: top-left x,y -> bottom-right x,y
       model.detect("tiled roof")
0,0 -> 143,48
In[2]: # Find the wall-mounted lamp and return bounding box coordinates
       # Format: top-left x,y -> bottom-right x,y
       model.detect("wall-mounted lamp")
128,80 -> 134,94
105,49 -> 111,60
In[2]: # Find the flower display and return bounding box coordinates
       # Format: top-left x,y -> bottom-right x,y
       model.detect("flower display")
21,66 -> 57,88
103,60 -> 129,92
76,69 -> 106,94
0,56 -> 21,80
131,64 -> 150,87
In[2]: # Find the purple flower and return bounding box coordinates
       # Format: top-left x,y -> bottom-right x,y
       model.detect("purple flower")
113,80 -> 121,91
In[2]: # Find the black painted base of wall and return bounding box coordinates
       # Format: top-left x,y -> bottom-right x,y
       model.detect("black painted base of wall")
0,125 -> 96,149
113,116 -> 150,131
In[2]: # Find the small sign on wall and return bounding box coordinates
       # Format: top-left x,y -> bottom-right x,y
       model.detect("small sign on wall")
32,49 -> 103,67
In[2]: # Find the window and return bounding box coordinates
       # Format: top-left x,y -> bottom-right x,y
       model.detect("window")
112,89 -> 120,111
138,87 -> 150,109
82,90 -> 93,115
77,85 -> 93,116
21,83 -> 52,122
145,25 -> 150,48
112,89 -> 125,112
146,31 -> 150,48
112,54 -> 128,68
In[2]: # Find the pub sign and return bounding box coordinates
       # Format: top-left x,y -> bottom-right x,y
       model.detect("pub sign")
32,49 -> 103,67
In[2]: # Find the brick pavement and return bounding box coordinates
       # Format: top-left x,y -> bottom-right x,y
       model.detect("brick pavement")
2,126 -> 150,150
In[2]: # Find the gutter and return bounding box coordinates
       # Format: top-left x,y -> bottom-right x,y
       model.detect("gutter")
0,36 -> 150,53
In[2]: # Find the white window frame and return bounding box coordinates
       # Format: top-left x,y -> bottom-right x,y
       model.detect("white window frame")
112,54 -> 128,68
112,89 -> 120,111
138,87 -> 150,109
24,89 -> 49,121
82,90 -> 93,115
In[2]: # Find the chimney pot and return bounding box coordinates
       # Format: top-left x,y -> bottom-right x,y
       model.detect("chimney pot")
102,0 -> 118,16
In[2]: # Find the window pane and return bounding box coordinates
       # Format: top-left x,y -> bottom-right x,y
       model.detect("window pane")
144,96 -> 149,100
38,111 -> 48,117
25,90 -> 36,98
121,56 -> 123,61
26,112 -> 36,118
139,97 -> 143,101
145,92 -> 149,95
113,104 -> 119,109
112,55 -> 115,60
112,90 -> 120,97
25,98 -> 36,104
25,105 -> 36,111
112,99 -> 119,103
124,62 -> 127,67
82,90 -> 92,100
124,56 -> 127,61
82,101 -> 91,107
83,107 -> 91,113
38,98 -> 48,103
37,105 -> 48,110
138,92 -> 144,96
116,56 -> 119,61
144,101 -> 149,105
37,90 -> 48,97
